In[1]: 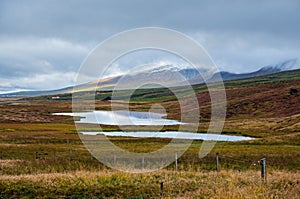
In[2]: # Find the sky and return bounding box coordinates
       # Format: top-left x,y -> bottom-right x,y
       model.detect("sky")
0,0 -> 300,93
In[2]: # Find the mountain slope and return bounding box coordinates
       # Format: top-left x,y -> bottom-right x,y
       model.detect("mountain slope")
1,60 -> 298,97
191,59 -> 297,84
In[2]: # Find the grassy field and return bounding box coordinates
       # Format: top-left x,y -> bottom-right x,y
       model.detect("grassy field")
0,70 -> 299,198
0,100 -> 299,198
0,169 -> 299,198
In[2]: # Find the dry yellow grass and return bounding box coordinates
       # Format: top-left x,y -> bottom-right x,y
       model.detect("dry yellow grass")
0,169 -> 299,198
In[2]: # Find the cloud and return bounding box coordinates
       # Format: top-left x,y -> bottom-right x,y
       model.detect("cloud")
0,36 -> 92,92
104,49 -> 192,77
191,31 -> 300,72
0,37 -> 90,77
0,0 -> 300,91
1,0 -> 299,41
0,71 -> 78,91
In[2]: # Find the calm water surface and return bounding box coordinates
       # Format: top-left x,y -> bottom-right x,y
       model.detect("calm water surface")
54,111 -> 253,141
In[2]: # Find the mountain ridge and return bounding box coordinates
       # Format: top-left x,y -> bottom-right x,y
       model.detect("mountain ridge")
1,60 -> 298,97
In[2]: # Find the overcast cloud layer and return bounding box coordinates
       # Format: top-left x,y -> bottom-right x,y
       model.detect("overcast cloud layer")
0,0 -> 300,93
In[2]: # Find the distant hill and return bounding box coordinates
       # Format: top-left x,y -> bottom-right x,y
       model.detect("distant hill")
1,59 -> 298,97
190,59 -> 297,84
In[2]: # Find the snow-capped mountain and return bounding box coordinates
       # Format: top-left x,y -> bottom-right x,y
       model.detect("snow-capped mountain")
205,58 -> 297,83
146,65 -> 201,79
83,59 -> 298,90
2,59 -> 298,97
110,64 -> 210,89
130,59 -> 297,86
131,64 -> 201,80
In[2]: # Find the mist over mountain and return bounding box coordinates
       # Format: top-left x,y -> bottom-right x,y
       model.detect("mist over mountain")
1,59 -> 298,97
130,64 -> 202,80
206,58 -> 297,83
127,59 -> 298,85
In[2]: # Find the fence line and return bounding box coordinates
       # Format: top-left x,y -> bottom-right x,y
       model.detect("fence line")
0,149 -> 267,181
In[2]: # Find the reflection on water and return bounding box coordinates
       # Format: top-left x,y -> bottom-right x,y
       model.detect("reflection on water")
55,110 -> 253,141
54,110 -> 183,125
80,131 -> 253,142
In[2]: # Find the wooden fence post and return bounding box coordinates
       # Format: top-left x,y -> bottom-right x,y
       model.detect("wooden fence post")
142,157 -> 145,170
216,153 -> 219,172
53,149 -> 56,160
35,152 -> 39,160
175,152 -> 178,171
69,148 -> 72,160
90,150 -> 93,161
260,158 -> 267,183
160,182 -> 164,198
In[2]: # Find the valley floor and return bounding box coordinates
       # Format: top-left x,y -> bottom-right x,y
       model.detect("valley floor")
0,100 -> 299,198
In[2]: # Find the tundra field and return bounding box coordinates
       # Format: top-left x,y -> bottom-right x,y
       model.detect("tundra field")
0,70 -> 299,198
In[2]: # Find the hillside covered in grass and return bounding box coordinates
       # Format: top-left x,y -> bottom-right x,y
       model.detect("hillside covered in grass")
0,68 -> 299,198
